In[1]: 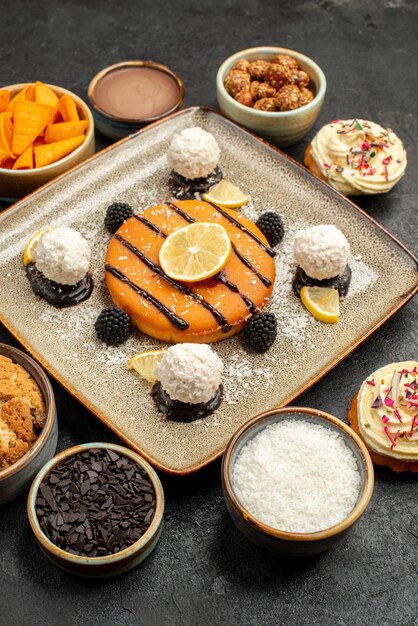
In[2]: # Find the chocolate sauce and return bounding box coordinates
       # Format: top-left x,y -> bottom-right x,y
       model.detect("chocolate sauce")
114,234 -> 232,333
94,66 -> 180,120
292,265 -> 352,298
204,200 -> 276,258
165,201 -> 196,223
26,264 -> 93,308
151,382 -> 223,422
133,214 -> 167,238
218,272 -> 257,314
105,264 -> 189,330
231,242 -> 272,288
169,167 -> 223,200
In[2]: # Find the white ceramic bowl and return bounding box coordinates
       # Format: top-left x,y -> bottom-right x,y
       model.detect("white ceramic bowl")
216,46 -> 326,147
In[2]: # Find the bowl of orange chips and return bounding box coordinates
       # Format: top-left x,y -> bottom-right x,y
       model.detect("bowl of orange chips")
0,82 -> 95,201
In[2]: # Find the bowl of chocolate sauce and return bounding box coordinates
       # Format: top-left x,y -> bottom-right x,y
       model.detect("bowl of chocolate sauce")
88,61 -> 185,140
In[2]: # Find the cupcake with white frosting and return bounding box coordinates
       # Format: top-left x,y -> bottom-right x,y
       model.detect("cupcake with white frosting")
304,119 -> 407,195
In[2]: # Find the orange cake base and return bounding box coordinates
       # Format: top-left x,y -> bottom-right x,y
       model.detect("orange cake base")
105,199 -> 276,344
348,393 -> 418,473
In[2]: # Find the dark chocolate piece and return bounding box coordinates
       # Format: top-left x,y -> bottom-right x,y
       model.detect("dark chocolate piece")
292,265 -> 352,298
168,166 -> 223,200
35,448 -> 156,558
151,382 -> 223,422
26,263 -> 93,308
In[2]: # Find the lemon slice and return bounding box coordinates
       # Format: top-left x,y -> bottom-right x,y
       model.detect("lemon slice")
300,286 -> 340,323
23,226 -> 52,266
159,222 -> 231,282
128,350 -> 166,383
202,179 -> 250,209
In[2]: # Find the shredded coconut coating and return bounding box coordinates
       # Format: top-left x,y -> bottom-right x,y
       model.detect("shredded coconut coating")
167,127 -> 220,180
232,420 -> 361,533
294,224 -> 350,280
157,343 -> 223,404
35,227 -> 91,285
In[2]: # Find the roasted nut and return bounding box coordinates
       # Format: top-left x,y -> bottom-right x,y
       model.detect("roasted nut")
289,70 -> 310,88
232,59 -> 250,72
252,81 -> 277,99
271,54 -> 298,71
265,63 -> 291,90
253,97 -> 278,112
275,84 -> 301,111
250,80 -> 261,98
224,69 -> 251,97
235,88 -> 254,107
299,87 -> 314,106
248,60 -> 271,81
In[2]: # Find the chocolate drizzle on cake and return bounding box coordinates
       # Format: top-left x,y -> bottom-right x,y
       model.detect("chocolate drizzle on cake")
105,264 -> 189,330
292,265 -> 352,297
151,382 -> 223,422
133,214 -> 167,238
113,234 -> 232,332
26,263 -> 93,308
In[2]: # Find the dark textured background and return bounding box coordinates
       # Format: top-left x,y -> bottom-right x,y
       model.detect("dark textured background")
1,1 -> 417,625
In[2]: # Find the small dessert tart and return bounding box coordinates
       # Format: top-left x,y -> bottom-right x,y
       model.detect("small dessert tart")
292,224 -> 351,298
304,119 -> 407,195
104,199 -> 276,344
348,361 -> 418,472
24,226 -> 93,307
167,127 -> 223,199
151,344 -> 223,422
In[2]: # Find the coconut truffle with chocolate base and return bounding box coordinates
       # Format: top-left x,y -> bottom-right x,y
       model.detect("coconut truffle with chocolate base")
294,225 -> 350,280
168,127 -> 221,180
35,227 -> 91,285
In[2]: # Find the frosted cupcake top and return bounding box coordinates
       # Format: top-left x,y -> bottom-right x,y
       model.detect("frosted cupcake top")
309,119 -> 407,195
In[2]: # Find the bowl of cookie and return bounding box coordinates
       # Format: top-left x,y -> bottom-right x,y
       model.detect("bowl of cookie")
216,46 -> 326,147
0,343 -> 58,505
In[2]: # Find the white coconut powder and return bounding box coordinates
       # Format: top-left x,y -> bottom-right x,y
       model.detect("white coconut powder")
232,419 -> 362,533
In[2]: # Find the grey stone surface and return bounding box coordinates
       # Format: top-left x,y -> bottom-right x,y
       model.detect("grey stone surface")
0,0 -> 417,624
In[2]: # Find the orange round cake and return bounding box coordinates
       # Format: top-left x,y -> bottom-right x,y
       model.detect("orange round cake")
105,199 -> 276,343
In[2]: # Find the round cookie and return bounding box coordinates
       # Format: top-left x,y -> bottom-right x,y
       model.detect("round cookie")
105,199 -> 276,344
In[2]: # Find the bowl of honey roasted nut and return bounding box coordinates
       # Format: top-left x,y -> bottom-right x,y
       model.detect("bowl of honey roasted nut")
216,47 -> 326,147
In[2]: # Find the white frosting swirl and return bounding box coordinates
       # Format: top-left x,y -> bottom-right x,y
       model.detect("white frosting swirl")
357,361 -> 418,461
310,119 -> 407,195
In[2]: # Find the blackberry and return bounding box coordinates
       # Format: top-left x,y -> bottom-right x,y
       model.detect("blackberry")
95,307 -> 133,345
104,202 -> 134,234
256,212 -> 285,246
243,313 -> 277,353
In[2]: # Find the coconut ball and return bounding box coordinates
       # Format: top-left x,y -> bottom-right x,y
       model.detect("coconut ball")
167,127 -> 220,180
294,224 -> 350,280
156,343 -> 223,405
35,227 -> 91,285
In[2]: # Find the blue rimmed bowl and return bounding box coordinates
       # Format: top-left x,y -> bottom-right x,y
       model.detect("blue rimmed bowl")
222,406 -> 374,556
216,46 -> 326,147
0,343 -> 58,505
27,442 -> 164,577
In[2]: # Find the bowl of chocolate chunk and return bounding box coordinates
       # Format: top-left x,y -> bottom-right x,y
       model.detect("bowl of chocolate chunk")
216,47 -> 326,147
27,442 -> 164,577
0,343 -> 57,505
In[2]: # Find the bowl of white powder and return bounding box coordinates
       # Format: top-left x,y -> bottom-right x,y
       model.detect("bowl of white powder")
222,407 -> 374,556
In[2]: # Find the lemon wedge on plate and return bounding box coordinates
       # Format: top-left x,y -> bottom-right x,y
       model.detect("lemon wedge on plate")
159,222 -> 231,282
128,350 -> 166,383
23,226 -> 52,266
300,286 -> 340,323
202,179 -> 250,209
